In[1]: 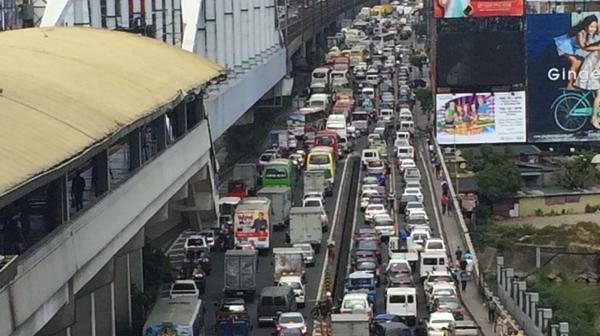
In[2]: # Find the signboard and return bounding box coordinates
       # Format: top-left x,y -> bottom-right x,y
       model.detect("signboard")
435,92 -> 526,144
434,0 -> 524,18
527,12 -> 600,142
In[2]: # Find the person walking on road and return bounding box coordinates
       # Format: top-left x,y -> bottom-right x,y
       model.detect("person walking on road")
441,194 -> 449,214
487,296 -> 497,323
459,270 -> 468,291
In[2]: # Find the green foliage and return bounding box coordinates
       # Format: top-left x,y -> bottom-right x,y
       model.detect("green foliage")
409,54 -> 427,72
413,22 -> 427,37
535,208 -> 544,216
414,88 -> 433,113
585,204 -> 600,213
465,144 -> 520,200
528,274 -> 600,336
558,151 -> 600,190
476,223 -> 537,250
478,222 -> 600,248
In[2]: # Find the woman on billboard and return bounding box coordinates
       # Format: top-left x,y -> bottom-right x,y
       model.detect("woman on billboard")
438,0 -> 472,18
554,15 -> 600,90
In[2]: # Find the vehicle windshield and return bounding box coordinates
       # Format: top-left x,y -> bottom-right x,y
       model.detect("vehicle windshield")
187,238 -> 205,247
430,275 -> 454,283
368,161 -> 383,168
428,242 -> 444,250
304,200 -> 321,207
222,304 -> 246,312
343,299 -> 367,309
264,168 -> 288,178
172,283 -> 196,291
280,281 -> 302,290
313,72 -> 327,78
309,154 -> 329,165
260,154 -> 273,162
315,136 -> 335,146
357,261 -> 377,270
357,240 -> 378,250
280,315 -> 304,324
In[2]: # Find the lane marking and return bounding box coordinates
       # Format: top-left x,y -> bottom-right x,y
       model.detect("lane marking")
346,167 -> 362,273
315,155 -> 352,301
418,138 -> 443,235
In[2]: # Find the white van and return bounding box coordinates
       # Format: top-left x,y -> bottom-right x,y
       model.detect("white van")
396,131 -> 411,142
400,120 -> 415,133
396,146 -> 414,160
380,109 -> 395,123
361,149 -> 380,168
361,87 -> 375,100
366,74 -> 379,86
420,252 -> 448,280
309,94 -> 331,111
385,287 -> 417,325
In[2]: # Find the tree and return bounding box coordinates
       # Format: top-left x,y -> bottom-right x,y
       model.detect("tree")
413,22 -> 427,37
414,88 -> 433,113
466,144 -> 521,200
558,151 -> 600,190
409,54 -> 427,74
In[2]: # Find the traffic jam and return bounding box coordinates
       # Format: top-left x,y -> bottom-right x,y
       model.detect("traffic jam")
142,2 -> 480,336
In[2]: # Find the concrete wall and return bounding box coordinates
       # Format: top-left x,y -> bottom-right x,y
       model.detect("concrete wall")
0,121 -> 213,336
518,192 -> 600,216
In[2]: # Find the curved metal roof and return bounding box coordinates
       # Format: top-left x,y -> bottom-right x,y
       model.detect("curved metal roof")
0,27 -> 223,198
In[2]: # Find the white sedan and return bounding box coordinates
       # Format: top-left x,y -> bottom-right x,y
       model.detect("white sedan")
402,187 -> 423,203
427,312 -> 455,336
399,159 -> 416,172
364,204 -> 387,223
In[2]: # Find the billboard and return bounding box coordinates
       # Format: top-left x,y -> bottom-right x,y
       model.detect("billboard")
434,0 -> 524,18
436,31 -> 525,87
435,91 -> 527,145
527,12 -> 600,142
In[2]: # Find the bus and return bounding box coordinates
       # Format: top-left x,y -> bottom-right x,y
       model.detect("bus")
287,107 -> 327,138
143,297 -> 205,336
315,129 -> 341,160
307,146 -> 336,185
261,158 -> 295,189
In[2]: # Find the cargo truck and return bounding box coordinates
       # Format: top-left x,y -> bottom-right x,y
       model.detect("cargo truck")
256,187 -> 292,230
304,170 -> 326,196
224,249 -> 258,301
330,314 -> 370,336
289,207 -> 323,253
273,247 -> 306,284
234,197 -> 272,250
231,163 -> 259,196
143,297 -> 205,336
269,130 -> 289,155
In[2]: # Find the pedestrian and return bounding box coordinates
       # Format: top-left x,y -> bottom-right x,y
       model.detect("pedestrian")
495,314 -> 506,335
441,194 -> 449,214
71,171 -> 85,211
400,227 -> 409,242
455,246 -> 463,262
441,179 -> 449,194
487,296 -> 497,323
459,271 -> 468,291
414,319 -> 427,336
387,191 -> 395,210
460,259 -> 468,271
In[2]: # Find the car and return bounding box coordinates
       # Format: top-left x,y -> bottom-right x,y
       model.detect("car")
364,203 -> 387,223
399,194 -> 420,213
354,257 -> 381,286
277,328 -> 304,336
303,196 -> 323,208
386,259 -> 412,275
198,229 -> 217,251
386,270 -> 415,288
303,192 -> 325,206
216,298 -> 249,321
355,240 -> 382,264
191,268 -> 206,293
408,229 -> 430,252
362,149 -> 381,168
407,209 -> 429,222
424,238 -> 446,253
402,188 -> 423,203
372,213 -> 396,239
428,283 -> 458,307
279,275 -> 306,307
289,153 -> 304,167
184,235 -> 211,274
169,280 -> 200,298
432,294 -> 465,320
424,271 -> 456,293
276,312 -> 307,335
399,159 -> 416,172
258,151 -> 277,172
404,201 -> 424,217
361,189 -> 382,210
293,243 -> 315,266
362,176 -> 380,188
427,312 -> 456,336
354,228 -> 381,243
340,292 -> 373,316
404,179 -> 421,190
367,159 -> 387,176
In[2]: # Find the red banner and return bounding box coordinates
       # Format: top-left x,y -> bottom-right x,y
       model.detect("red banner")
434,0 -> 523,18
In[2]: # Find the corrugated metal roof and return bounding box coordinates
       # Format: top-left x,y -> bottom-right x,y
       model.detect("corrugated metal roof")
0,27 -> 223,198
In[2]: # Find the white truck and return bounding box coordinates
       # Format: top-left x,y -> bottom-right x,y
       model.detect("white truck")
232,163 -> 259,195
256,187 -> 292,230
330,314 -> 370,336
143,297 -> 204,336
289,207 -> 323,253
233,197 -> 272,250
304,170 -> 326,196
273,247 -> 306,284
269,130 -> 289,153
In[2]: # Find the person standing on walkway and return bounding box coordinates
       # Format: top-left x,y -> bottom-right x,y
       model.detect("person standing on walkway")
487,296 -> 497,323
441,194 -> 449,214
459,270 -> 468,291
72,172 -> 85,211
455,246 -> 463,262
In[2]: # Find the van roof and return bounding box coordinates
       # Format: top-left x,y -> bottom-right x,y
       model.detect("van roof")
386,287 -> 416,294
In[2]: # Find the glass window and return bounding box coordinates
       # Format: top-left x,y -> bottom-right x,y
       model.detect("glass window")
261,297 -> 273,306
389,295 -> 406,304
264,168 -> 288,178
273,296 -> 286,306
309,155 -> 330,165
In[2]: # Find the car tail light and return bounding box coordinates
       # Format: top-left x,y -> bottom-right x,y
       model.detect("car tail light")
203,257 -> 209,263
194,273 -> 204,279
276,326 -> 282,332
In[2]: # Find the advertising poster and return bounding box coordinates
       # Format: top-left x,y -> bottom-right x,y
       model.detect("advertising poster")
527,12 -> 600,142
434,0 -> 524,18
235,209 -> 270,239
436,92 -> 527,145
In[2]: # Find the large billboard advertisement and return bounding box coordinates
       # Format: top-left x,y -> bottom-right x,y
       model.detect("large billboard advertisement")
527,12 -> 600,142
436,31 -> 525,87
436,91 -> 527,145
434,0 -> 524,18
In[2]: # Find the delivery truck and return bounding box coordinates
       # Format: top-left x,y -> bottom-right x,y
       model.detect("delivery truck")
232,163 -> 259,196
234,197 -> 272,250
143,297 -> 205,336
330,314 -> 370,336
303,170 -> 326,196
272,247 -> 305,284
256,187 -> 292,230
289,207 -> 323,253
224,249 -> 258,301
269,130 -> 289,155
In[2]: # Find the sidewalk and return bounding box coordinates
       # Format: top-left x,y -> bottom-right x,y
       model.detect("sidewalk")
412,100 -> 495,335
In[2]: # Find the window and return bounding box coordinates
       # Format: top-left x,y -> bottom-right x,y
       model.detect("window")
407,295 -> 414,303
313,72 -> 327,79
261,297 -> 274,306
389,295 -> 406,304
315,136 -> 334,146
273,296 -> 286,306
173,283 -> 196,291
423,258 -> 437,266
264,168 -> 288,178
309,155 -> 330,165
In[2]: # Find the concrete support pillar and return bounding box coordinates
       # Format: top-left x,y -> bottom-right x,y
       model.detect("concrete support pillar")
128,129 -> 142,172
241,0 -> 250,68
529,292 -> 539,320
248,0 -> 257,64
496,256 -> 504,287
72,0 -> 87,25
516,281 -> 526,307
153,115 -> 167,152
94,283 -> 115,336
206,0 -> 217,62
224,0 -> 235,70
92,149 -> 109,197
536,247 -> 541,268
504,268 -> 514,293
559,322 -> 569,336
542,308 -> 553,332
215,0 -> 226,66
89,0 -> 101,26
129,248 -> 144,294
71,294 -> 93,336
114,254 -> 131,335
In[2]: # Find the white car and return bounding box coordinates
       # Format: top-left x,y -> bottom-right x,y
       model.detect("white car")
407,209 -> 428,221
424,271 -> 455,294
184,235 -> 209,255
402,188 -> 423,203
362,176 -> 380,189
364,204 -> 387,223
340,292 -> 373,316
361,149 -> 381,168
408,229 -> 430,252
404,201 -> 424,217
360,189 -> 382,210
372,213 -> 396,238
366,159 -> 386,176
427,312 -> 456,336
303,196 -> 324,208
404,180 -> 421,190
278,276 -> 306,307
428,283 -> 458,307
169,280 -> 199,298
258,152 -> 277,171
293,243 -> 315,266
424,238 -> 446,253
276,312 -> 308,335
399,159 -> 416,172
303,192 -> 325,206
